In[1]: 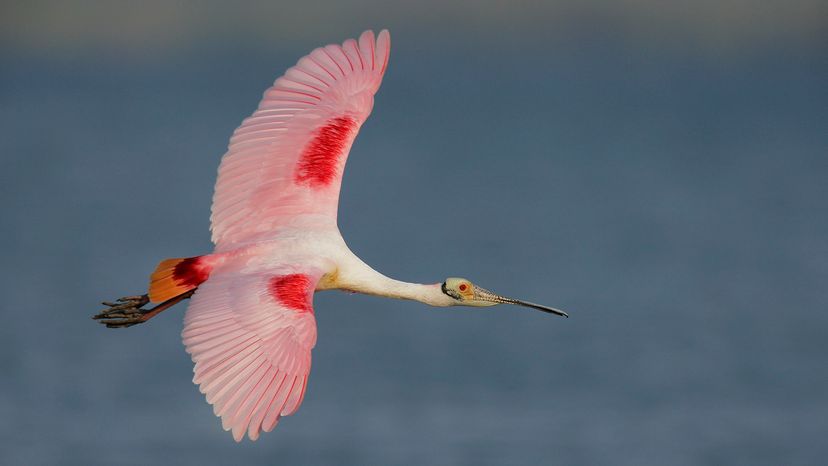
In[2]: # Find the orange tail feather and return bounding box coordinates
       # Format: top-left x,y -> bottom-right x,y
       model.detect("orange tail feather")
148,256 -> 215,303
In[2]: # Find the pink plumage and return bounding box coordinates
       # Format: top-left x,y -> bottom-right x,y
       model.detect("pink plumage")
269,274 -> 314,312
210,29 -> 390,250
295,116 -> 359,187
182,261 -> 322,441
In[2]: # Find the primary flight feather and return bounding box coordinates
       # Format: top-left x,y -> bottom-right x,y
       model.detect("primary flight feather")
94,29 -> 567,442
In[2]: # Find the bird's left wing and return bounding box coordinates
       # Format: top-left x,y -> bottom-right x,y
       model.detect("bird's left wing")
181,260 -> 324,441
210,30 -> 391,251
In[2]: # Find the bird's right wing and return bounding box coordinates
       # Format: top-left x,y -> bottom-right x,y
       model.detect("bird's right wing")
210,30 -> 390,251
182,259 -> 324,441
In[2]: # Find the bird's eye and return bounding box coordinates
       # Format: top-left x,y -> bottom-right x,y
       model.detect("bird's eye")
458,283 -> 468,292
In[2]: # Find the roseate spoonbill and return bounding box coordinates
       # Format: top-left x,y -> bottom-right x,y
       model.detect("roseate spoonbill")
93,29 -> 567,441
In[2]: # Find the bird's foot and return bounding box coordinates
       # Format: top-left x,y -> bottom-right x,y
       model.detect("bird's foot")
93,295 -> 152,328
92,290 -> 195,328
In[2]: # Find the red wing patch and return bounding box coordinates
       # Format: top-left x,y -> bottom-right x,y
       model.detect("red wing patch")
295,116 -> 357,187
269,274 -> 313,312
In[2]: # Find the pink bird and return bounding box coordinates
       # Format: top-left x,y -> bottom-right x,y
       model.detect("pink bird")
94,29 -> 567,442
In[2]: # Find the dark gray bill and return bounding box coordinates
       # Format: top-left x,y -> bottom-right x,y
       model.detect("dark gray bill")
474,286 -> 569,318
498,296 -> 568,317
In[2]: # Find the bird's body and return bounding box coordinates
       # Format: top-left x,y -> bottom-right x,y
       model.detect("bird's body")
95,29 -> 566,442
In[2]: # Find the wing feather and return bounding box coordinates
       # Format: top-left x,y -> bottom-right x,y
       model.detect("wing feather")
244,370 -> 281,440
210,29 -> 390,250
257,371 -> 290,433
182,259 -> 322,441
263,375 -> 297,431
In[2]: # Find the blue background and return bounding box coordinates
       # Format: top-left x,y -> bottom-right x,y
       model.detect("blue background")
2,1 -> 826,464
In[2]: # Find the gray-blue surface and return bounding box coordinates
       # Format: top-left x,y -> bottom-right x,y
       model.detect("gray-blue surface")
1,39 -> 826,465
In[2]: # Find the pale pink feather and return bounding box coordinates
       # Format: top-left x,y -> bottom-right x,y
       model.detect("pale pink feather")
182,257 -> 323,442
210,29 -> 391,251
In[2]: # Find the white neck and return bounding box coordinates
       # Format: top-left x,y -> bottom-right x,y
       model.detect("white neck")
365,277 -> 453,307
333,254 -> 456,307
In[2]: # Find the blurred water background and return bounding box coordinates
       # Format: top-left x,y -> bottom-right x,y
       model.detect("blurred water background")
1,1 -> 826,465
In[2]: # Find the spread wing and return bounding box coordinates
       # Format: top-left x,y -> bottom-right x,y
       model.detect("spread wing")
210,30 -> 391,251
181,259 -> 323,441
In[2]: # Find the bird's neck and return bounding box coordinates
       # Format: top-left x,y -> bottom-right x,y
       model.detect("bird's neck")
334,256 -> 455,307
374,278 -> 451,307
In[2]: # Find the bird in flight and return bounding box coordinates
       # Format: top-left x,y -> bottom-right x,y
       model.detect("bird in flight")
94,29 -> 567,442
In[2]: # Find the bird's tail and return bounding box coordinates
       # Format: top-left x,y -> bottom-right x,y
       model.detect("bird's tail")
148,255 -> 218,303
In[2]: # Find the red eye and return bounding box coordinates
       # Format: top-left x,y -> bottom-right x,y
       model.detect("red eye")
458,284 -> 468,291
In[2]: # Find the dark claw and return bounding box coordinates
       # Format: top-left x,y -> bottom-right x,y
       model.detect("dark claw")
93,291 -> 193,329
100,317 -> 145,328
93,294 -> 151,327
118,296 -> 147,303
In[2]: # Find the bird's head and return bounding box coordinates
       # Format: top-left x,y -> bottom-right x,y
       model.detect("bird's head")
440,277 -> 568,317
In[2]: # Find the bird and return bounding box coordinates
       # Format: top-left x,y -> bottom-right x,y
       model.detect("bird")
93,29 -> 567,442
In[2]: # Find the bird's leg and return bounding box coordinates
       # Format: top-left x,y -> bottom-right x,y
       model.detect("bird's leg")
92,290 -> 195,328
